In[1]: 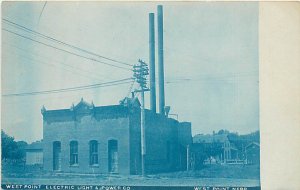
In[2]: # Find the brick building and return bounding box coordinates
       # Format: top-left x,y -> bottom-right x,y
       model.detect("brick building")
41,97 -> 192,175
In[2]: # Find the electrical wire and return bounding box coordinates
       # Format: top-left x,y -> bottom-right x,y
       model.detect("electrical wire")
3,18 -> 133,67
126,80 -> 135,98
2,28 -> 132,71
2,45 -> 105,81
2,78 -> 134,97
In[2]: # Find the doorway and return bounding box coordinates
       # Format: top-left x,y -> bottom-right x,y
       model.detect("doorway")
53,141 -> 61,171
108,140 -> 118,173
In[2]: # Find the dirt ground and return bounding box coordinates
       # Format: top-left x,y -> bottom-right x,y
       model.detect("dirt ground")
1,176 -> 259,187
1,164 -> 260,187
155,164 -> 260,179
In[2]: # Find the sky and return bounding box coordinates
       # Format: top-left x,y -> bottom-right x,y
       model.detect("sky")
1,2 -> 259,143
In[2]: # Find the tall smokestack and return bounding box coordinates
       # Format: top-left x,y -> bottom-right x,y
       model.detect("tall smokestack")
157,5 -> 165,115
149,13 -> 156,112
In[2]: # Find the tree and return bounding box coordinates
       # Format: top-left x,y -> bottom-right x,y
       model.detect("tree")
16,141 -> 28,160
217,129 -> 230,135
190,144 -> 207,170
1,130 -> 28,160
207,142 -> 223,157
1,130 -> 17,160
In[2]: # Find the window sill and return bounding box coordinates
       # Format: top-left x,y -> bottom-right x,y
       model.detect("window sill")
90,164 -> 99,168
70,164 -> 79,167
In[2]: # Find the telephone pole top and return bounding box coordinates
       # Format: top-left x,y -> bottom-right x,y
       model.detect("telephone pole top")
133,59 -> 149,176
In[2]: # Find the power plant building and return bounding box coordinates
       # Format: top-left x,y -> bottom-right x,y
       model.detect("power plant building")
42,98 -> 192,174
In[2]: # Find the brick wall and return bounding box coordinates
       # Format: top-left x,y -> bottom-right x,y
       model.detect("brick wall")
178,122 -> 192,170
144,110 -> 180,173
43,114 -> 130,174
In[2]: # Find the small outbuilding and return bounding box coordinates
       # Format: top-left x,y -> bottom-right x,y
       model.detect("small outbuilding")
245,142 -> 260,165
25,140 -> 43,165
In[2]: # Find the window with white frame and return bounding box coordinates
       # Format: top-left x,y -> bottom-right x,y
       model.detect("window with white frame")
70,141 -> 78,166
89,140 -> 98,166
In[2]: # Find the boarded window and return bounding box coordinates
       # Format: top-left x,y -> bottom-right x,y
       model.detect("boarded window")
89,140 -> 98,165
70,141 -> 78,165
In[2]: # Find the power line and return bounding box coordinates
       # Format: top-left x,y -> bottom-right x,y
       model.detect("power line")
165,71 -> 258,84
3,18 -> 133,67
2,78 -> 134,97
2,28 -> 132,71
2,45 -> 105,82
126,80 -> 135,98
2,42 -> 108,81
38,2 -> 47,24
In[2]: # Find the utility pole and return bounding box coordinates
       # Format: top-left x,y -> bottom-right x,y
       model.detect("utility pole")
133,59 -> 149,176
187,144 -> 190,171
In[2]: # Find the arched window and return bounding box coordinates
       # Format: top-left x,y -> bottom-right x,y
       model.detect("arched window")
70,141 -> 78,165
89,140 -> 98,165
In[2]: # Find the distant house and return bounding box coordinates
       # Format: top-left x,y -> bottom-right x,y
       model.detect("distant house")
245,142 -> 260,165
25,141 -> 43,165
193,134 -> 238,164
